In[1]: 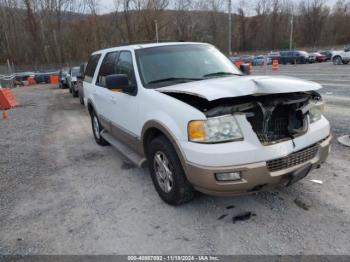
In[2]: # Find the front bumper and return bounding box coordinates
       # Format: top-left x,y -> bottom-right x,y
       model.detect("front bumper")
185,135 -> 331,196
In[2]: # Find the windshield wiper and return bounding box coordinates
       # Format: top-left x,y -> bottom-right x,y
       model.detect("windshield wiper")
148,77 -> 203,85
203,72 -> 242,78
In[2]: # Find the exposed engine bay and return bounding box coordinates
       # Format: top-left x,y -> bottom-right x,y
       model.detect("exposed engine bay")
162,91 -> 322,145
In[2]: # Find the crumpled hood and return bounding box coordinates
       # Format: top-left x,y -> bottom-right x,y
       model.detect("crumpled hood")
157,75 -> 322,101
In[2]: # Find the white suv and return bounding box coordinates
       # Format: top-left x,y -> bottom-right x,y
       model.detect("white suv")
83,42 -> 331,205
332,47 -> 350,65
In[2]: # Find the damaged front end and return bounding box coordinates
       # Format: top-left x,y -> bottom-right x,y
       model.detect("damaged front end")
162,91 -> 323,145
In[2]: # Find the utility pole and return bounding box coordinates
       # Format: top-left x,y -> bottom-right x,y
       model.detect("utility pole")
289,15 -> 294,50
155,20 -> 159,43
228,0 -> 232,55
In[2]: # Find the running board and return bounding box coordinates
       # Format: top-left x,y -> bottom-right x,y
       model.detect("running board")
101,131 -> 146,167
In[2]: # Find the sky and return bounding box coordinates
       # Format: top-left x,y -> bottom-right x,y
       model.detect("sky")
97,0 -> 340,14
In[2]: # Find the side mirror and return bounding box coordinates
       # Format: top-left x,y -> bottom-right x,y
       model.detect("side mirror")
240,64 -> 251,75
106,74 -> 137,96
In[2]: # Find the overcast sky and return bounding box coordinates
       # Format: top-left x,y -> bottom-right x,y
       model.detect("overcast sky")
97,0 -> 339,14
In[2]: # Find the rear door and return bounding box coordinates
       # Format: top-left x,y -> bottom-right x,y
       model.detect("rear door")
84,54 -> 102,106
94,51 -> 120,131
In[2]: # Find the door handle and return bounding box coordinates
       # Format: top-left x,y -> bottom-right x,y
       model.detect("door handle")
111,97 -> 117,104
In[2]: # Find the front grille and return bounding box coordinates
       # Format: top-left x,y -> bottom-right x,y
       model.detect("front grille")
245,103 -> 306,145
256,117 -> 290,144
267,144 -> 319,172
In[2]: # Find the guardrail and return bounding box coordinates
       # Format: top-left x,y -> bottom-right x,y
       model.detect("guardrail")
0,71 -> 59,88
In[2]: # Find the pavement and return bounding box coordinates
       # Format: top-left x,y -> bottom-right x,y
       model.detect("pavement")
0,62 -> 349,255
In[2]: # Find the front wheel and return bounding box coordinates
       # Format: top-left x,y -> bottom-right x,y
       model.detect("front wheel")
90,111 -> 109,146
147,136 -> 195,205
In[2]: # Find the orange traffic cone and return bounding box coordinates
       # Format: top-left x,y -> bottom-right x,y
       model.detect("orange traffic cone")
272,59 -> 279,71
249,63 -> 253,74
2,110 -> 9,120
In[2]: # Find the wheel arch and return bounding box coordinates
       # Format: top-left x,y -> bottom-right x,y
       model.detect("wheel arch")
87,99 -> 96,116
141,120 -> 188,173
333,55 -> 342,61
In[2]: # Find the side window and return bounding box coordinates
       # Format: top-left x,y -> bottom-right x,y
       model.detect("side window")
116,51 -> 135,85
80,63 -> 86,78
96,51 -> 119,87
84,54 -> 101,83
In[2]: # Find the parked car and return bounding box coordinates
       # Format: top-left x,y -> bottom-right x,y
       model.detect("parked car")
311,52 -> 327,62
240,55 -> 254,64
14,74 -> 30,86
59,69 -> 68,88
308,53 -> 316,63
279,50 -> 310,64
253,55 -> 272,66
332,47 -> 350,65
84,42 -> 331,205
34,71 -> 51,84
268,51 -> 281,63
319,50 -> 333,61
78,63 -> 87,105
228,55 -> 240,63
66,66 -> 81,97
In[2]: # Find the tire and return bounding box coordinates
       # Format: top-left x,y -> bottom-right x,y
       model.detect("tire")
73,87 -> 78,97
344,61 -> 349,65
147,136 -> 195,205
79,95 -> 84,105
90,110 -> 109,146
333,56 -> 343,65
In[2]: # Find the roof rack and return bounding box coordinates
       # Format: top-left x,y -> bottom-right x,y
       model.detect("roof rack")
114,40 -> 186,47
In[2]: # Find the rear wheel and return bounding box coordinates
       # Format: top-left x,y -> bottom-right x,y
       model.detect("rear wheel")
79,95 -> 84,105
73,88 -> 78,97
333,56 -> 343,65
90,110 -> 109,146
147,136 -> 195,205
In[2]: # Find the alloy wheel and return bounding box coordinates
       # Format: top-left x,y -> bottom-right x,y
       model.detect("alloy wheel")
153,151 -> 174,193
93,116 -> 100,139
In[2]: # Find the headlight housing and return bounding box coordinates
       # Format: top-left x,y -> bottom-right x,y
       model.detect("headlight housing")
309,100 -> 325,123
188,115 -> 243,143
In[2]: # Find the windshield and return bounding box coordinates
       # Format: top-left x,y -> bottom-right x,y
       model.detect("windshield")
135,44 -> 242,88
71,67 -> 80,77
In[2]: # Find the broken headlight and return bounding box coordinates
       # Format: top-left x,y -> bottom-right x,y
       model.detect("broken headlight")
188,115 -> 243,143
309,100 -> 325,123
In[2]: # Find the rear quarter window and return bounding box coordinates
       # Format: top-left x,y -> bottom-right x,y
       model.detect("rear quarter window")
84,54 -> 101,83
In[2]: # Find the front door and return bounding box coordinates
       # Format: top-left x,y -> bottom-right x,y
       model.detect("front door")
107,51 -> 139,149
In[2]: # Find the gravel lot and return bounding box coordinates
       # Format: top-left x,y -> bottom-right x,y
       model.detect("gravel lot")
0,62 -> 349,255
